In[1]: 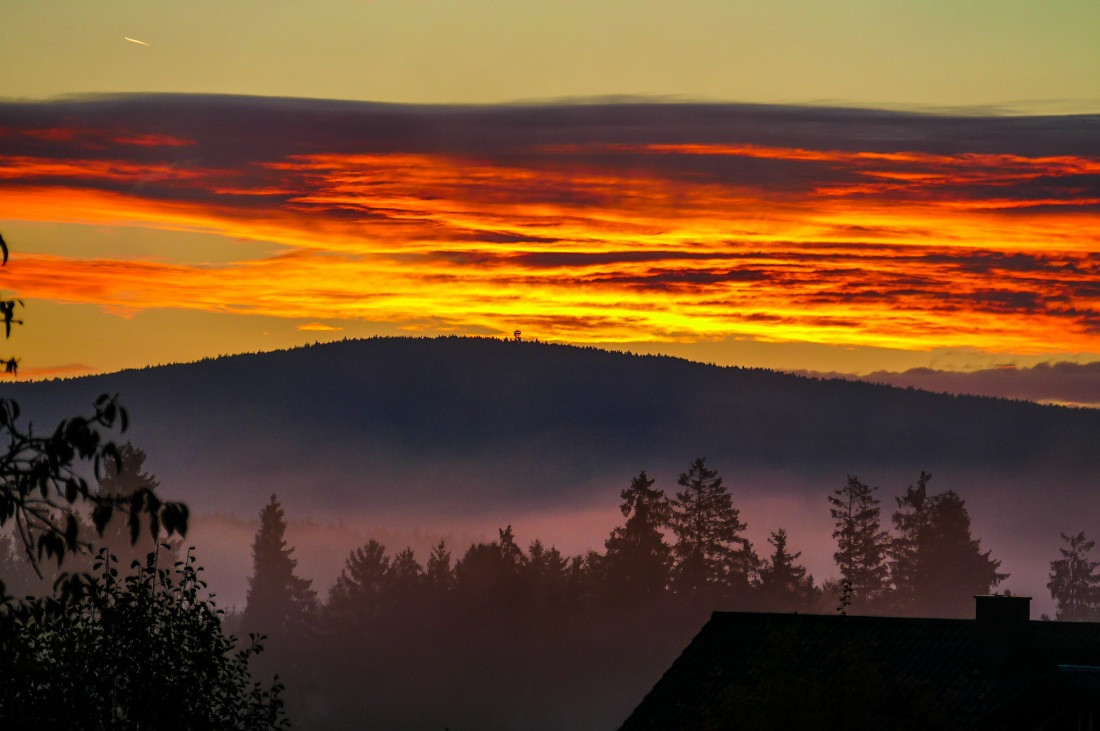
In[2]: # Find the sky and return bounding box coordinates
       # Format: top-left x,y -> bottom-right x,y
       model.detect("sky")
1,1 -> 1100,405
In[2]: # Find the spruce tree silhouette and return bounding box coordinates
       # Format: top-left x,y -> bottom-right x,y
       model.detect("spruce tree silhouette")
327,539 -> 390,634
425,539 -> 456,591
669,458 -> 755,598
757,528 -> 816,612
889,472 -> 1006,616
829,475 -> 890,611
603,470 -> 672,601
1048,531 -> 1100,621
386,546 -> 424,608
242,495 -> 317,642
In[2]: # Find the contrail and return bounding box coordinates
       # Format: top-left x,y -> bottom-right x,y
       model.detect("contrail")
124,37 -> 149,46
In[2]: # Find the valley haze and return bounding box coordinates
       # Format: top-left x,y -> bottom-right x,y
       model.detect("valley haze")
2,336 -> 1097,615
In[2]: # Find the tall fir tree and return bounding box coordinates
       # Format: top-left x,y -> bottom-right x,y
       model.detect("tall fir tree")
1048,531 -> 1100,621
425,539 -> 455,591
241,495 -> 317,639
669,458 -> 753,596
889,472 -> 1006,616
497,525 -> 526,570
603,470 -> 672,601
757,528 -> 815,613
888,471 -> 935,609
828,475 -> 890,611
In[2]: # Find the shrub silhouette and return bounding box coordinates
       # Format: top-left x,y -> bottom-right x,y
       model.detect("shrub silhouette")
0,546 -> 288,730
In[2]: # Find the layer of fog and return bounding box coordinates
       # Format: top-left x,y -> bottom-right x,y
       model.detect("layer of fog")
183,464 -> 1080,619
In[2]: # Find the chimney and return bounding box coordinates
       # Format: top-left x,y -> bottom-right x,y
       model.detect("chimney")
975,594 -> 1031,674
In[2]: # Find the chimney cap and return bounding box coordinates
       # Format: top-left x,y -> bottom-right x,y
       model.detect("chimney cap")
975,594 -> 1031,623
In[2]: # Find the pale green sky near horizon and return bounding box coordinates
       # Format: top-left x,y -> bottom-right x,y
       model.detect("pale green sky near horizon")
3,0 -> 1099,111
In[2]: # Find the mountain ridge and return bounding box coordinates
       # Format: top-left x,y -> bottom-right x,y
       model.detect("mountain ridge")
2,335 -> 1096,511
4,335 -> 1097,611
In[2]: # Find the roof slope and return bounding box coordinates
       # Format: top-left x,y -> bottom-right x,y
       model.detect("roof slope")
620,611 -> 1100,731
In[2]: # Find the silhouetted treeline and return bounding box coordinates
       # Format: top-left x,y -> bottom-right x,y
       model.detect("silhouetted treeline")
4,453 -> 1090,731
0,452 -> 1014,730
227,463 -> 1006,731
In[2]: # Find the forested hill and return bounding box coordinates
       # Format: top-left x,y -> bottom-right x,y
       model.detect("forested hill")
1,336 -> 1097,518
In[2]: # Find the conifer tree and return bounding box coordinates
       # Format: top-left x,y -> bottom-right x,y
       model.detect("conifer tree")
242,495 -> 317,639
828,475 -> 890,610
328,539 -> 390,629
757,528 -> 815,612
425,539 -> 455,591
889,472 -> 1006,616
603,470 -> 672,600
453,530 -> 527,616
387,546 -> 424,605
1048,531 -> 1100,621
389,547 -> 422,582
497,525 -> 526,570
888,471 -> 935,609
564,550 -> 602,605
525,539 -> 568,611
669,458 -> 752,596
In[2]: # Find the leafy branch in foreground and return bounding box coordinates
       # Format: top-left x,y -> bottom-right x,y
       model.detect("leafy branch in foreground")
0,231 -> 22,376
0,394 -> 189,591
0,229 -> 186,594
0,230 -> 275,729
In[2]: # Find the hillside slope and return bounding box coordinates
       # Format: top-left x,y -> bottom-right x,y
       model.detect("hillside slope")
1,336 -> 1095,513
4,336 -> 1098,611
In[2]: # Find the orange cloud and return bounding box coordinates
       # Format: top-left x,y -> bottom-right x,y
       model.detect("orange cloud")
7,362 -> 96,380
0,125 -> 194,148
298,323 -> 345,332
1,97 -> 1099,358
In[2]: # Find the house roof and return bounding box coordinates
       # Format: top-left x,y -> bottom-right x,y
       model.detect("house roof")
973,665 -> 1100,730
619,603 -> 1100,731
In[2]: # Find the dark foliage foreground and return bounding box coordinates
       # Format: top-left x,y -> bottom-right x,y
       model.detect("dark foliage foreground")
0,547 -> 287,731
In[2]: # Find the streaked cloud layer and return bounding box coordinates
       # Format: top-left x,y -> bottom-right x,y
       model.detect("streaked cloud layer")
2,95 -> 1099,373
799,361 -> 1100,410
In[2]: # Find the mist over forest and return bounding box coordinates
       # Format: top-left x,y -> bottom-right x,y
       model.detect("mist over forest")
2,336 -> 1098,610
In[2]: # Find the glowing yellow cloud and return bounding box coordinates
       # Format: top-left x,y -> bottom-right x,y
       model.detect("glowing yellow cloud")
298,323 -> 344,332
2,116 -> 1099,359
